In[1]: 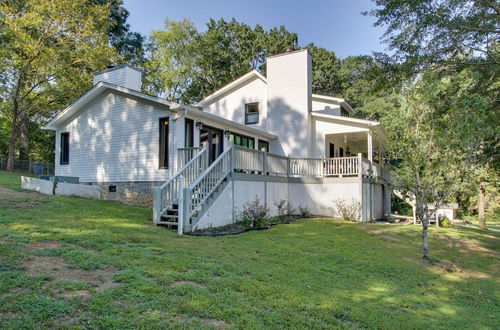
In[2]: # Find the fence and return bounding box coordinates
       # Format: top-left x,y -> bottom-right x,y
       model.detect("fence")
0,157 -> 54,176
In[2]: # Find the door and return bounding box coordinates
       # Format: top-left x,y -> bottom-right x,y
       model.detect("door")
200,126 -> 223,164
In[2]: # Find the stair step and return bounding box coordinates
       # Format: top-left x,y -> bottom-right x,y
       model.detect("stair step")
157,221 -> 178,226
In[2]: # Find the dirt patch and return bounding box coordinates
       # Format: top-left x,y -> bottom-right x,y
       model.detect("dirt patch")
61,290 -> 92,299
23,241 -> 61,251
434,261 -> 462,273
22,241 -> 97,252
66,243 -> 98,252
434,234 -> 498,256
0,186 -> 48,209
200,318 -> 227,328
23,256 -> 118,293
430,261 -> 490,279
169,280 -> 206,288
0,238 -> 12,244
378,234 -> 401,241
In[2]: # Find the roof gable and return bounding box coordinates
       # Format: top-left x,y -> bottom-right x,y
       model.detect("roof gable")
44,82 -> 177,130
197,70 -> 267,107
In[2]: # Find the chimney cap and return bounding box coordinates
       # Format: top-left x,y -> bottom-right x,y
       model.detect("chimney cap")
94,63 -> 144,76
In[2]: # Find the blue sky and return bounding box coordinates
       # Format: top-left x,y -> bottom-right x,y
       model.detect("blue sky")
122,0 -> 388,58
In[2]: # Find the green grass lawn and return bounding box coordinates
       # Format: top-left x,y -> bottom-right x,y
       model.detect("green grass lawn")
0,171 -> 499,329
461,215 -> 500,230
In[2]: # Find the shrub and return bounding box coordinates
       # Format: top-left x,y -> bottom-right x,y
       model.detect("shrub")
439,216 -> 454,228
298,205 -> 311,217
332,198 -> 361,222
240,197 -> 269,228
275,199 -> 295,223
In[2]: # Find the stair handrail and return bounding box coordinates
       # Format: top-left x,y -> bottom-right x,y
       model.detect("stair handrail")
154,148 -> 208,222
186,146 -> 233,217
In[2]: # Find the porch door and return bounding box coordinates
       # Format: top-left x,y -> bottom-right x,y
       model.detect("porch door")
200,126 -> 223,164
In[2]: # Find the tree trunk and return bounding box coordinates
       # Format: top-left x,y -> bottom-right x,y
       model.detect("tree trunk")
422,222 -> 429,261
478,181 -> 487,229
6,128 -> 18,172
19,115 -> 30,161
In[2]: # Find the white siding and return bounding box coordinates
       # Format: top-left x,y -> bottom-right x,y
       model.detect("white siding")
93,66 -> 142,91
312,99 -> 341,116
312,117 -> 369,158
202,77 -> 268,132
55,90 -> 174,182
267,50 -> 312,157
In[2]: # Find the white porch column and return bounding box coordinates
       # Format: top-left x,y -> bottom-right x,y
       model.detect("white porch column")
367,131 -> 373,162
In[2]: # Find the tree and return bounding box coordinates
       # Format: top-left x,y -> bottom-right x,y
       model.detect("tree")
143,19 -> 198,101
368,0 -> 499,72
93,0 -> 145,64
381,68 -> 497,260
306,44 -> 343,97
0,0 -> 116,171
145,18 -> 298,103
369,0 -> 499,231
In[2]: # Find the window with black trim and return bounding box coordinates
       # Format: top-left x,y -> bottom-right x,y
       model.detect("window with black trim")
60,132 -> 69,165
185,118 -> 194,148
258,140 -> 269,152
159,117 -> 169,168
245,102 -> 259,124
229,132 -> 255,149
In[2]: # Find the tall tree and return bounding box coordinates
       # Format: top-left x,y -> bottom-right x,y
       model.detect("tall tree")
0,0 -> 116,170
145,18 -> 298,103
368,0 -> 499,73
93,0 -> 145,64
382,68 -> 497,260
370,0 -> 500,230
306,44 -> 342,97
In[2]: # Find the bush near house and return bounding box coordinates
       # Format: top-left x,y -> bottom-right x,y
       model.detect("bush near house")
239,196 -> 269,228
0,170 -> 499,329
332,198 -> 362,221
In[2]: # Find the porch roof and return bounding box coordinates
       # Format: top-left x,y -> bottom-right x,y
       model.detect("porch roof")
311,111 -> 380,129
181,105 -> 277,140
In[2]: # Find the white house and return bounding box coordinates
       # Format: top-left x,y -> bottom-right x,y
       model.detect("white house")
44,50 -> 391,233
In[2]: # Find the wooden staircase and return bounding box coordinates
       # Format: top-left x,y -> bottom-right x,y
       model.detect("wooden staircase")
154,147 -> 232,233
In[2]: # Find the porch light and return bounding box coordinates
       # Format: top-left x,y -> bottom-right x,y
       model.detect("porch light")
195,121 -> 203,129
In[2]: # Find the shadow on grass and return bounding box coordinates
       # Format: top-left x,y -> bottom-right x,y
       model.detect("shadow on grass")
0,183 -> 499,328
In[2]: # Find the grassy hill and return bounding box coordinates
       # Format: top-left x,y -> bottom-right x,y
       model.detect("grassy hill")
0,171 -> 498,329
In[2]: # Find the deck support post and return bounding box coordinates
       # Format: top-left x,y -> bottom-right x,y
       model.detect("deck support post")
153,187 -> 162,224
367,132 -> 373,162
177,175 -> 185,235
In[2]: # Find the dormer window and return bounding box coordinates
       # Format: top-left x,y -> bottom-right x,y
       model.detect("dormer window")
245,102 -> 259,124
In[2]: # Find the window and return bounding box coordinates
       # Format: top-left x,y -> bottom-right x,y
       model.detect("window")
245,102 -> 259,124
159,117 -> 169,168
341,107 -> 350,117
329,143 -> 335,158
258,140 -> 269,152
229,132 -> 255,149
185,118 -> 194,148
60,132 -> 69,165
339,147 -> 344,157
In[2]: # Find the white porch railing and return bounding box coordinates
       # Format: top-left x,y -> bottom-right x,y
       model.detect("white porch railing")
186,147 -> 232,217
178,147 -> 202,169
153,148 -> 208,223
324,156 -> 359,176
233,146 -> 376,178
